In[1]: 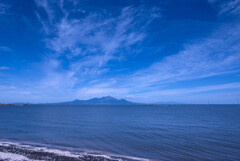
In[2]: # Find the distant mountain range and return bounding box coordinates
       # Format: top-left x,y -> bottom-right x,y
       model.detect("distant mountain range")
11,96 -> 181,105
52,96 -> 137,105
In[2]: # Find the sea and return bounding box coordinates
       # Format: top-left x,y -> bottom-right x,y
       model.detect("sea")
0,105 -> 240,161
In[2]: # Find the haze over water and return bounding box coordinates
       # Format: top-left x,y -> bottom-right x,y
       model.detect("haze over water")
0,105 -> 240,160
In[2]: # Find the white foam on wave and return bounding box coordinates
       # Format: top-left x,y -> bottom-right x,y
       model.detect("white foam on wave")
0,141 -> 151,161
0,141 -> 115,160
0,141 -> 18,147
34,147 -> 82,158
0,151 -> 31,161
0,141 -> 81,157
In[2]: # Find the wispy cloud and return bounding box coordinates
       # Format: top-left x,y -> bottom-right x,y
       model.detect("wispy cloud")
0,3 -> 9,15
126,6 -> 240,88
34,1 -> 161,90
1,0 -> 239,103
21,0 -> 240,102
34,0 -> 54,25
131,82 -> 240,103
0,67 -> 9,70
127,29 -> 240,88
144,82 -> 240,96
209,0 -> 240,17
48,6 -> 158,64
0,46 -> 12,53
76,86 -> 129,100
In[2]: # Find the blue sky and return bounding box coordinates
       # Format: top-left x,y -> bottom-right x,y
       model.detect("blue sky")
0,0 -> 240,104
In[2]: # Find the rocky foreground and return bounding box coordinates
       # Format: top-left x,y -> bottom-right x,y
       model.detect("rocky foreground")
0,142 -> 120,161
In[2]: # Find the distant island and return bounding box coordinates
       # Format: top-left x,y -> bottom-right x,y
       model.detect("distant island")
5,97 -> 181,105
49,96 -> 138,105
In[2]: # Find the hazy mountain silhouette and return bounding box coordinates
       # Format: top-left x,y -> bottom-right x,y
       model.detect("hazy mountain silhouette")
56,96 -> 137,105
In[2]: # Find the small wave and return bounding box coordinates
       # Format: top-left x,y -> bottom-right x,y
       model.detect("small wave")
0,141 -> 150,161
0,151 -> 34,161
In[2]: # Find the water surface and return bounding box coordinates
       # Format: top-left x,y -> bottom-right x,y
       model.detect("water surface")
0,105 -> 240,160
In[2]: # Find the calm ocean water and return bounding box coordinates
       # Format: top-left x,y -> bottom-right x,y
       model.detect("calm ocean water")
0,105 -> 240,160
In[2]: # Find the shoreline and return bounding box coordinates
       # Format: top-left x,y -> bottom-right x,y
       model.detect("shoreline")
0,140 -> 151,161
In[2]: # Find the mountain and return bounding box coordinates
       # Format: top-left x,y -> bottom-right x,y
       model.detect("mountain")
56,96 -> 137,105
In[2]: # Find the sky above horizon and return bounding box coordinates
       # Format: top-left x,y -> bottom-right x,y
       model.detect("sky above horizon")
0,0 -> 240,104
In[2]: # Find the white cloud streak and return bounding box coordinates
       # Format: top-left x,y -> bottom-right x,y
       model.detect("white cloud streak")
0,46 -> 12,53
34,0 -> 161,90
209,0 -> 240,17
0,3 -> 9,15
0,67 -> 9,70
126,2 -> 240,88
2,0 -> 239,103
145,82 -> 240,96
